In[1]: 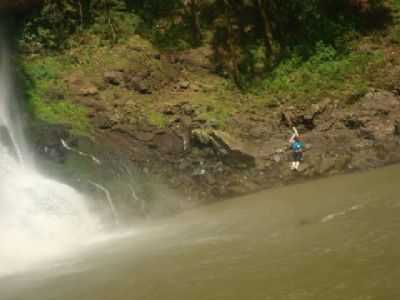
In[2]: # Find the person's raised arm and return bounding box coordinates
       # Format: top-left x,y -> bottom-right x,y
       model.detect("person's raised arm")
289,134 -> 296,143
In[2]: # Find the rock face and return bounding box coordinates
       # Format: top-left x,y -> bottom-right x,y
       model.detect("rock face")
192,129 -> 256,167
30,121 -> 70,163
85,89 -> 400,202
33,84 -> 400,205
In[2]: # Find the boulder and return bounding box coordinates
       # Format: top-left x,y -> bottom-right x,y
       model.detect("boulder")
257,138 -> 287,159
311,99 -> 331,115
182,103 -> 195,115
343,114 -> 364,129
249,126 -> 266,139
192,129 -> 256,168
281,111 -> 294,127
153,132 -> 183,154
317,153 -> 351,174
178,80 -> 190,90
360,120 -> 395,141
93,114 -> 114,130
104,71 -> 124,85
127,77 -> 151,94
134,131 -> 156,142
78,84 -> 98,96
358,90 -> 399,114
318,155 -> 337,174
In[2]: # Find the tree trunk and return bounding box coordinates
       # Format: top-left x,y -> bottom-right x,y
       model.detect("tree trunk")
256,0 -> 274,63
225,2 -> 241,87
185,0 -> 202,46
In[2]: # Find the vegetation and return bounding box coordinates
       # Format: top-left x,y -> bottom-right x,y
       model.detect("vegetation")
16,0 -> 400,134
22,57 -> 91,135
253,42 -> 385,106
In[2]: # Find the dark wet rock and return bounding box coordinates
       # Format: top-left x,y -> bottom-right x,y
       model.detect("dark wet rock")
30,121 -> 70,163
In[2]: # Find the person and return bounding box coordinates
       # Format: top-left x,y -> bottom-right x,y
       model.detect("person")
289,128 -> 304,171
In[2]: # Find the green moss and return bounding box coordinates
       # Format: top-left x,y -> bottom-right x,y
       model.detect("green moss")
196,100 -> 235,128
147,111 -> 168,128
28,92 -> 91,136
23,57 -> 91,136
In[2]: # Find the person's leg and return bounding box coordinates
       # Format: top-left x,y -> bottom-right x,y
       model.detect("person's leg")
293,152 -> 298,170
291,152 -> 295,170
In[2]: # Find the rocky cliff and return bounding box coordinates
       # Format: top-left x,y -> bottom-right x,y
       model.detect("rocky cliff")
28,40 -> 400,207
20,1 -> 400,217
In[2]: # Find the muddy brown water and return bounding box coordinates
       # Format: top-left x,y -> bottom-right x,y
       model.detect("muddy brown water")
1,165 -> 400,300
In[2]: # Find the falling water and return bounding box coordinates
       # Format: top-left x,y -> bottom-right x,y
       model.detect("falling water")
89,181 -> 119,225
0,41 -> 28,164
0,30 -> 99,276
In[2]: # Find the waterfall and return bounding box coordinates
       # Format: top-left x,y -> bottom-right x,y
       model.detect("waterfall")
0,42 -> 28,165
0,29 -> 99,277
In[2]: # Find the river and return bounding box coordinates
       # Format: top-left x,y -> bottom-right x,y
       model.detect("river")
1,164 -> 400,300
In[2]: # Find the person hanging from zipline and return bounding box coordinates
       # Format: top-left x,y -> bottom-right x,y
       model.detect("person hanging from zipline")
289,127 -> 304,171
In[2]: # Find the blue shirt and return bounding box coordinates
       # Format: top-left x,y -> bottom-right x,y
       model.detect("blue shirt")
291,141 -> 303,152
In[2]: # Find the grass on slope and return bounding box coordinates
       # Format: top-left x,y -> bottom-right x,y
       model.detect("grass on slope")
22,57 -> 91,136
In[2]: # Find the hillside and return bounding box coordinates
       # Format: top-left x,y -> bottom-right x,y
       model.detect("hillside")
13,0 -> 400,215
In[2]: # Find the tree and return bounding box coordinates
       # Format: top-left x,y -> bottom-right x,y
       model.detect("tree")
253,0 -> 274,62
183,0 -> 202,46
